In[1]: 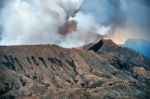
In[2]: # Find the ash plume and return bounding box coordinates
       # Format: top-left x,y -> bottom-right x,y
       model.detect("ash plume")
0,0 -> 84,46
59,20 -> 77,35
0,0 -> 149,47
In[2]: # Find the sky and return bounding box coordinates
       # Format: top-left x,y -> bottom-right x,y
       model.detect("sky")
77,0 -> 150,44
0,0 -> 149,47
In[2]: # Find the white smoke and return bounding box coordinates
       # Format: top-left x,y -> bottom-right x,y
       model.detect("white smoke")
60,12 -> 111,48
0,0 -> 84,45
77,0 -> 150,44
0,0 -> 111,47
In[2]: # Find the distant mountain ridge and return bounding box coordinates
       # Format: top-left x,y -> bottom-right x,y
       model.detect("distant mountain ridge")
0,39 -> 150,99
123,39 -> 150,58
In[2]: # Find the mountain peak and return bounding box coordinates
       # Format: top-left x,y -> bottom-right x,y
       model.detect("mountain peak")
101,39 -> 117,45
83,39 -> 117,52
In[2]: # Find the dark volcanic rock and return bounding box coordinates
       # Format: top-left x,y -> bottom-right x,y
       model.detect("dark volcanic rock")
0,40 -> 150,99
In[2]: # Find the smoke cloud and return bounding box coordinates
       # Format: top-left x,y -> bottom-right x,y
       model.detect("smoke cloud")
0,0 -> 85,46
75,0 -> 150,44
0,0 -> 149,47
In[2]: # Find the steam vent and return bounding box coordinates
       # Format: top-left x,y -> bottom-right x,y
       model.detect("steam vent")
0,39 -> 150,99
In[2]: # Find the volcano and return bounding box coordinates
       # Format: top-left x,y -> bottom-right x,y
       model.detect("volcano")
0,39 -> 150,99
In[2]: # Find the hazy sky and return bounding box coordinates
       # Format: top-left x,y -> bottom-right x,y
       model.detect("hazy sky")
0,0 -> 149,46
78,0 -> 150,44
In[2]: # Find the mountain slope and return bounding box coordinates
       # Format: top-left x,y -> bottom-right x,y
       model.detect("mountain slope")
0,40 -> 150,99
123,39 -> 150,58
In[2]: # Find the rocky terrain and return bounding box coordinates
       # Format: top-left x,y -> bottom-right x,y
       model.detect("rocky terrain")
0,39 -> 150,99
